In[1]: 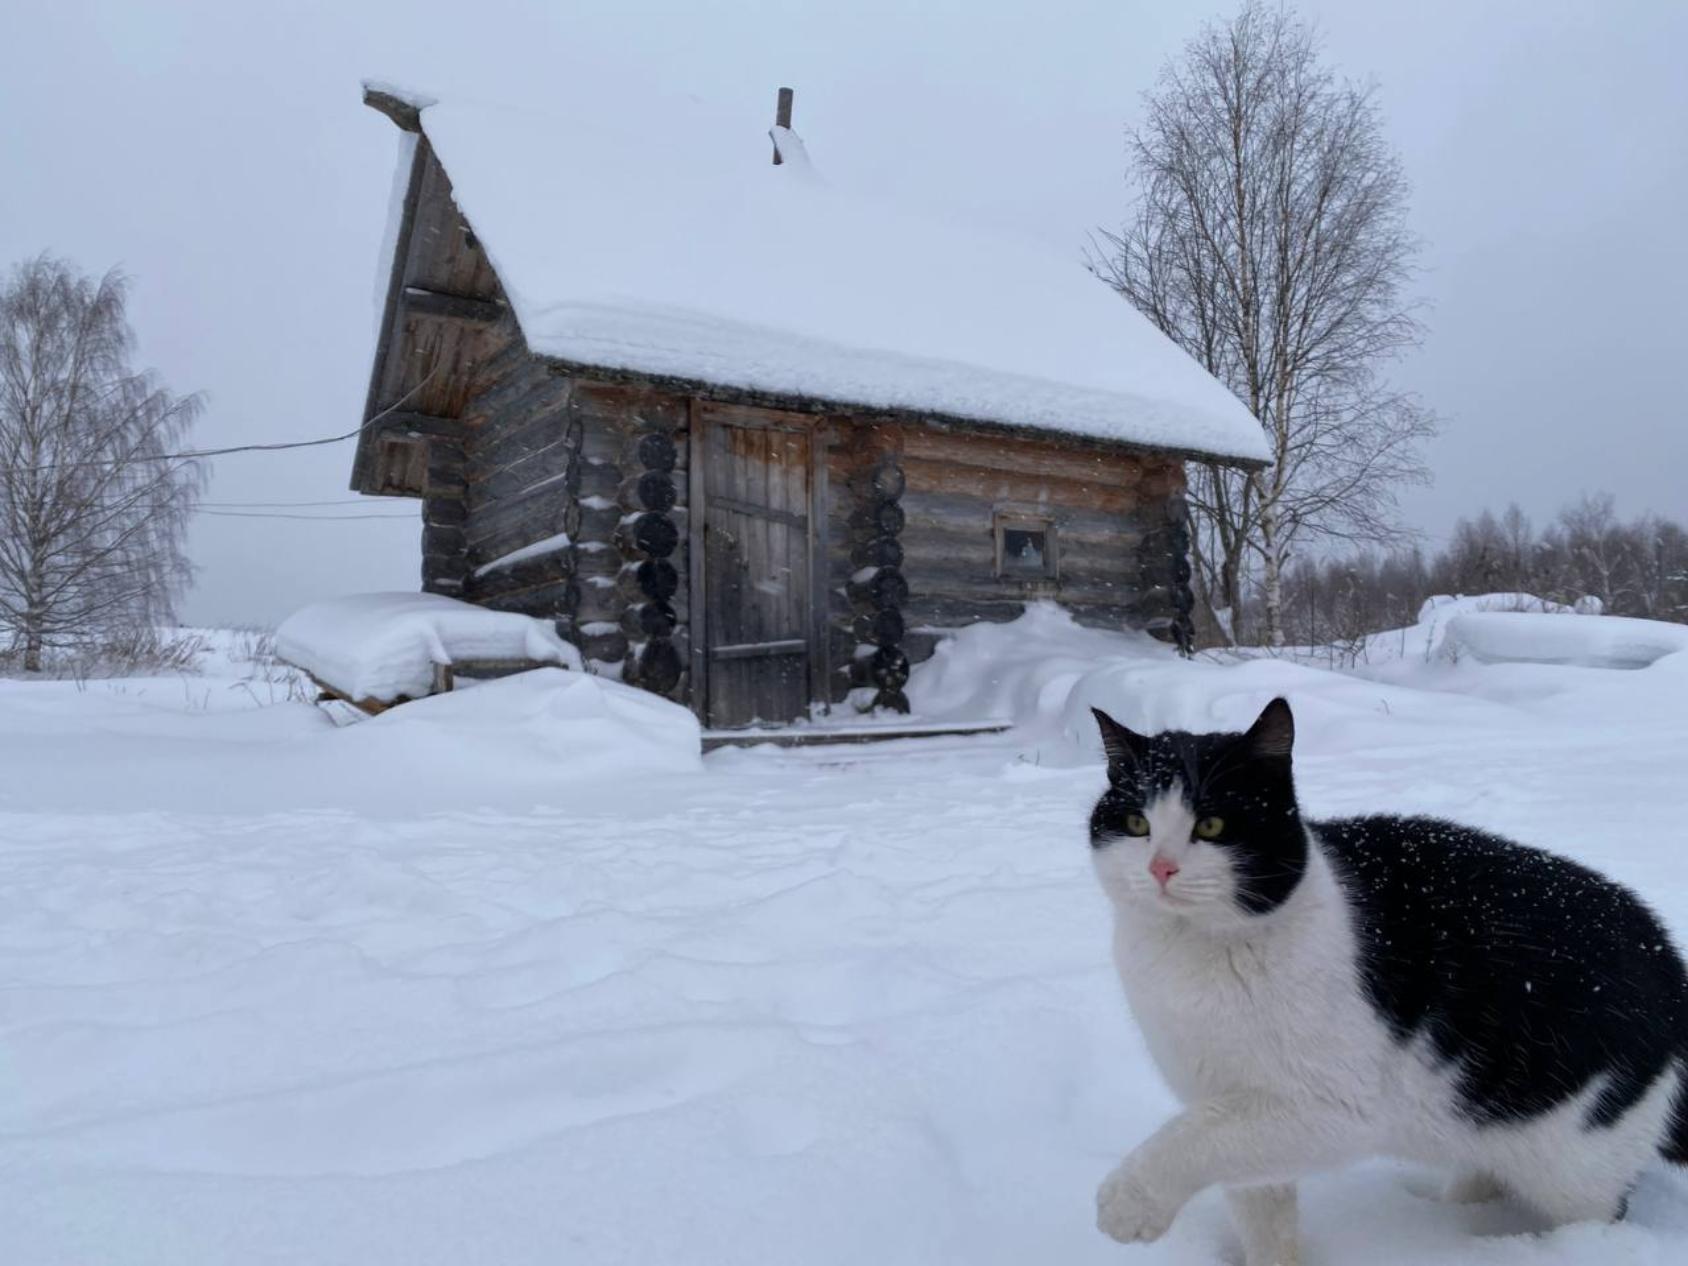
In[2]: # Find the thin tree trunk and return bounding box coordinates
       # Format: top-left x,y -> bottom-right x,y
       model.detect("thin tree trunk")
1260,503 -> 1285,649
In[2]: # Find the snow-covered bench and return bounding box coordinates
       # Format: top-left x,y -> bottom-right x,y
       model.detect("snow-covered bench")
276,593 -> 582,713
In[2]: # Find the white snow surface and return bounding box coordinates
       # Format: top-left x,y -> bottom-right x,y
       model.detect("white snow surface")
275,591 -> 582,701
414,92 -> 1269,463
4,605 -> 1688,1263
1443,610 -> 1688,669
1418,592 -> 1576,621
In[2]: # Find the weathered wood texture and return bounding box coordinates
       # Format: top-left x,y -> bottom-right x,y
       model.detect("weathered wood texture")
820,419 -> 909,711
452,355 -> 580,627
354,137 -> 519,500
694,401 -> 817,728
893,425 -> 1187,651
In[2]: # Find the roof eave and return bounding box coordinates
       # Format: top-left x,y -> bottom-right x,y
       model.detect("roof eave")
528,349 -> 1269,469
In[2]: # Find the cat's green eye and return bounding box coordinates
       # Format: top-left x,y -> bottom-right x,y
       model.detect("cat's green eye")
1194,816 -> 1225,840
1124,813 -> 1150,837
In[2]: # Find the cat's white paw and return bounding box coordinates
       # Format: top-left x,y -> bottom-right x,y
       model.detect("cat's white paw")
1096,1164 -> 1178,1244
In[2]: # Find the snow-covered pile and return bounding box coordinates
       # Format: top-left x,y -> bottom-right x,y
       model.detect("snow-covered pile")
348,667 -> 701,777
1441,611 -> 1688,670
275,592 -> 581,702
1419,592 -> 1575,620
906,602 -> 1174,731
399,86 -> 1268,462
903,600 -> 1688,765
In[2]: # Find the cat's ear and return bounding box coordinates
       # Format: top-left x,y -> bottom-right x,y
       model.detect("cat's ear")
1092,708 -> 1147,773
1242,697 -> 1295,761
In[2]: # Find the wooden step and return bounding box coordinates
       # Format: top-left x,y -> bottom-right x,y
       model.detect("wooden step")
702,719 -> 1011,752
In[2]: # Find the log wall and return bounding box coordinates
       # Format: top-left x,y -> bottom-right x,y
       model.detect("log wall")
437,372 -> 1198,711
891,424 -> 1192,659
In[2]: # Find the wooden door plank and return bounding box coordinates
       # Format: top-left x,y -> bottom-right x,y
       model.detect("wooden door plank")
807,422 -> 831,709
750,425 -> 775,722
695,403 -> 820,728
687,399 -> 708,722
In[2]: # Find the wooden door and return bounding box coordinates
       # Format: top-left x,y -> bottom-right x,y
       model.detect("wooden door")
694,405 -> 815,728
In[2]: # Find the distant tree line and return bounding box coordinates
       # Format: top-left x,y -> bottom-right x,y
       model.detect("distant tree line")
1259,494 -> 1688,651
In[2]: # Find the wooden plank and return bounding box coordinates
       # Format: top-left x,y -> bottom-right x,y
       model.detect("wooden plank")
372,410 -> 463,439
363,86 -> 423,132
354,138 -> 429,491
808,421 -> 832,710
901,426 -> 1153,490
697,402 -> 816,727
403,285 -> 505,326
694,399 -> 816,432
687,398 -> 709,722
701,720 -> 1011,750
707,493 -> 807,529
899,454 -> 1141,516
711,638 -> 807,660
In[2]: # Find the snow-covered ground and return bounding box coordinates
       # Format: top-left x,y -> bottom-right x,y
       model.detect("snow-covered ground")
3,607 -> 1688,1264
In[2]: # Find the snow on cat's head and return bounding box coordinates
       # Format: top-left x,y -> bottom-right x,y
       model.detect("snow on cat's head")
1088,698 -> 1307,932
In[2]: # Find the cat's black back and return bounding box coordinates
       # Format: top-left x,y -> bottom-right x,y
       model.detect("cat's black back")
1318,814 -> 1688,1147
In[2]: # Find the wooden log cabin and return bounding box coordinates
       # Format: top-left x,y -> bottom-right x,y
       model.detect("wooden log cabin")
350,83 -> 1268,729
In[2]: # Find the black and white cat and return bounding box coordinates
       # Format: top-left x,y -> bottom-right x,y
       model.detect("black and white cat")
1087,697 -> 1688,1265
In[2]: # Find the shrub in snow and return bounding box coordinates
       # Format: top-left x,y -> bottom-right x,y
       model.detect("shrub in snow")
276,593 -> 581,703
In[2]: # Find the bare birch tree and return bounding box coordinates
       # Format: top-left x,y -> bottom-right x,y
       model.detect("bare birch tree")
0,257 -> 202,670
1093,2 -> 1433,645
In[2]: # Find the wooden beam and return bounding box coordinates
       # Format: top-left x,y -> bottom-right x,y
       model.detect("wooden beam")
353,136 -> 428,493
710,638 -> 807,661
772,87 -> 793,165
402,285 -> 504,326
701,720 -> 1011,752
687,398 -> 710,726
369,409 -> 463,438
540,359 -> 1269,471
363,86 -> 423,133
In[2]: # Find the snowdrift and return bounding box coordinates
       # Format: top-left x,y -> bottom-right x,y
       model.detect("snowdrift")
347,667 -> 701,778
1442,611 -> 1688,670
900,599 -> 1688,771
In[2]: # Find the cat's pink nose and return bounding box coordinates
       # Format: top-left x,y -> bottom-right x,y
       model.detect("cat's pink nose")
1149,855 -> 1180,888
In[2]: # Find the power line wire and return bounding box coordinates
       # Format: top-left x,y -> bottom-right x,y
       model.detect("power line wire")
198,498 -> 377,509
16,372 -> 439,474
196,509 -> 417,521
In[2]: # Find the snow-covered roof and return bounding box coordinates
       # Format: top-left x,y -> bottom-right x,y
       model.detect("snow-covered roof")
389,85 -> 1270,465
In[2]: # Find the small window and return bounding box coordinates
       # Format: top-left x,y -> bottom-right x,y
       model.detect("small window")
994,512 -> 1058,581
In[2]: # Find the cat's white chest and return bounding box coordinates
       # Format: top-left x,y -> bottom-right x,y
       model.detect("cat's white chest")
1111,883 -> 1382,1108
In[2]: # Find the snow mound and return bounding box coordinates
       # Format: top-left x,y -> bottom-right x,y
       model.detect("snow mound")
907,602 -> 1173,730
902,603 -> 1520,767
412,91 -> 1269,463
352,667 -> 700,776
276,593 -> 581,702
1442,612 -> 1688,670
1417,593 -> 1574,621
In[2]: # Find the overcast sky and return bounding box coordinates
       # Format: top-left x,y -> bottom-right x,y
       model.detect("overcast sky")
2,0 -> 1684,626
